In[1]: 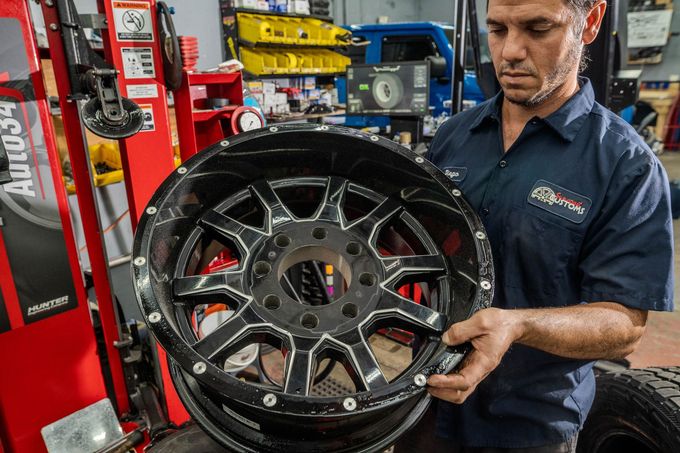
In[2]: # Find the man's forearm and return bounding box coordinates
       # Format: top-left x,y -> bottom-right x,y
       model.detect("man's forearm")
509,302 -> 648,360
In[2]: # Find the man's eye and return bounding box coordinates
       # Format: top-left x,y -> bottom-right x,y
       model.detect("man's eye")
529,28 -> 551,34
489,28 -> 506,34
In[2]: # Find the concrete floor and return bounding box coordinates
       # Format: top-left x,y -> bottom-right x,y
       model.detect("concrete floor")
627,151 -> 680,368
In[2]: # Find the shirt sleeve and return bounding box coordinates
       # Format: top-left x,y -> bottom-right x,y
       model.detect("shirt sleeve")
579,149 -> 674,311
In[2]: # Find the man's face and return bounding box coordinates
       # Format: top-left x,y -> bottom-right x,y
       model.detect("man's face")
486,0 -> 584,107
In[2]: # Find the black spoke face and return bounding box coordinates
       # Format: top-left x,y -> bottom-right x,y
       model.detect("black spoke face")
169,175 -> 453,396
133,125 -> 494,453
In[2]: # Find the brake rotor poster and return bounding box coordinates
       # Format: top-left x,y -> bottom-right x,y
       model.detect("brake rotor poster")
113,1 -> 154,42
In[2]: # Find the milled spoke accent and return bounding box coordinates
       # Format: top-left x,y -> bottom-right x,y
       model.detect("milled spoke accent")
194,302 -> 263,360
382,254 -> 447,287
345,197 -> 403,243
283,340 -> 317,396
173,270 -> 247,305
249,180 -> 295,232
375,290 -> 447,333
337,330 -> 389,391
200,209 -> 267,252
313,176 -> 348,224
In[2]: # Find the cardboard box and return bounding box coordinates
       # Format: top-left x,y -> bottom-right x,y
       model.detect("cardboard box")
288,0 -> 310,14
263,81 -> 277,95
275,92 -> 288,104
235,0 -> 258,8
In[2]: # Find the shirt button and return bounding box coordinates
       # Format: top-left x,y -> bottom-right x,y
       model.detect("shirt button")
499,160 -> 508,168
481,208 -> 490,216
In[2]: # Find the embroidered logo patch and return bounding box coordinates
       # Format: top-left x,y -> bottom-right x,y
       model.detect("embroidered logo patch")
443,167 -> 468,182
528,180 -> 592,224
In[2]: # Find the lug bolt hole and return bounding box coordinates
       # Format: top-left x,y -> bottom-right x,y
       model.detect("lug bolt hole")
346,242 -> 362,256
275,234 -> 291,248
301,313 -> 319,329
312,227 -> 328,240
254,261 -> 272,277
263,295 -> 281,310
359,273 -> 377,287
342,303 -> 358,318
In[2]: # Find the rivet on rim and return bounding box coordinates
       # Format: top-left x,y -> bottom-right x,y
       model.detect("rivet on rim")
370,135 -> 380,141
220,140 -> 230,147
193,362 -> 207,374
270,127 -> 279,132
146,206 -> 157,215
148,312 -> 162,323
475,231 -> 487,240
133,257 -> 146,266
452,189 -> 462,197
415,157 -> 425,163
480,280 -> 492,290
343,397 -> 357,411
414,374 -> 427,387
263,393 -> 277,407
320,125 -> 329,131
177,167 -> 187,174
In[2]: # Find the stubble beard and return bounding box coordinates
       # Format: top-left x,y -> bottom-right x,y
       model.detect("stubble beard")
504,35 -> 583,108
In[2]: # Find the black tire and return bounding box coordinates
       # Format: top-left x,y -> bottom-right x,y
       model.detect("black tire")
577,367 -> 680,453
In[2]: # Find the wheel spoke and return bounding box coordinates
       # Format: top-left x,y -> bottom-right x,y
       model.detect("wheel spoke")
173,270 -> 247,305
194,303 -> 263,360
346,197 -> 403,243
249,180 -> 295,231
375,290 -> 447,333
283,345 -> 317,396
336,330 -> 389,391
200,209 -> 267,252
313,176 -> 348,224
382,254 -> 447,286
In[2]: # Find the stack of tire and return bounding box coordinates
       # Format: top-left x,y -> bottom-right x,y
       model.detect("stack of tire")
577,367 -> 680,453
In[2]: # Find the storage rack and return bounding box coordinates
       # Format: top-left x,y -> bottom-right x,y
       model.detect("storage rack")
220,4 -> 351,78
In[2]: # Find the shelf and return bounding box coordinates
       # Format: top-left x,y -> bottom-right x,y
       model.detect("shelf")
243,70 -> 343,80
238,38 -> 344,50
267,108 -> 345,123
186,71 -> 242,86
192,106 -> 239,122
224,6 -> 333,23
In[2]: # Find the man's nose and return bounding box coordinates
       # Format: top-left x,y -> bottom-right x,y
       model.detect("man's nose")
501,29 -> 528,63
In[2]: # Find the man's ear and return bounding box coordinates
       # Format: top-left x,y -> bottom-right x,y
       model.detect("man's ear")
582,0 -> 607,45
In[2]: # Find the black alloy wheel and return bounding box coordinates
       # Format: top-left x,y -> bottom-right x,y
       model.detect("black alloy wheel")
132,124 -> 494,452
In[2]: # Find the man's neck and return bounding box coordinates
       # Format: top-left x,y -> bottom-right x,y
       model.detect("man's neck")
502,75 -> 580,126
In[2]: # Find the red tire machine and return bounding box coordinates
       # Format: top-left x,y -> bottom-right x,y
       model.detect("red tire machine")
0,0 -> 248,451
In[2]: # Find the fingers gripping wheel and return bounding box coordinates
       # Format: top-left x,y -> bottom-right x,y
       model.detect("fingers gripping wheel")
132,125 -> 494,452
81,97 -> 145,139
157,1 -> 183,91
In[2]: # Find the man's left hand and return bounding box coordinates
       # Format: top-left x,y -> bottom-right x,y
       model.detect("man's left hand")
427,307 -> 521,404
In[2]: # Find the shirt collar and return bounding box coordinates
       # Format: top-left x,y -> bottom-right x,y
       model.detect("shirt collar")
469,77 -> 595,142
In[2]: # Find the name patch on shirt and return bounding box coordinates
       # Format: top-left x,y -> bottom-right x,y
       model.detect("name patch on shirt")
443,167 -> 468,182
528,180 -> 592,224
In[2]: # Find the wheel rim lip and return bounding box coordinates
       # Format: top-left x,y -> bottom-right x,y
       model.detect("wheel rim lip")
171,360 -> 435,453
132,124 -> 494,414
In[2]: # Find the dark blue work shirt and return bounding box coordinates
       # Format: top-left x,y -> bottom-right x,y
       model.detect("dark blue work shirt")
428,78 -> 674,448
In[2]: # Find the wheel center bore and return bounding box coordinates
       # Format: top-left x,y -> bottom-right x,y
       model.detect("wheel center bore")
249,222 -> 382,336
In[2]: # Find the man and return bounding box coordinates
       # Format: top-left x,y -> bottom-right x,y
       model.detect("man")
420,0 -> 674,451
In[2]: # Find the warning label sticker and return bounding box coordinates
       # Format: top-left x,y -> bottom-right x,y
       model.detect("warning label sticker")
113,1 -> 154,42
126,84 -> 159,99
121,47 -> 155,79
139,104 -> 155,132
